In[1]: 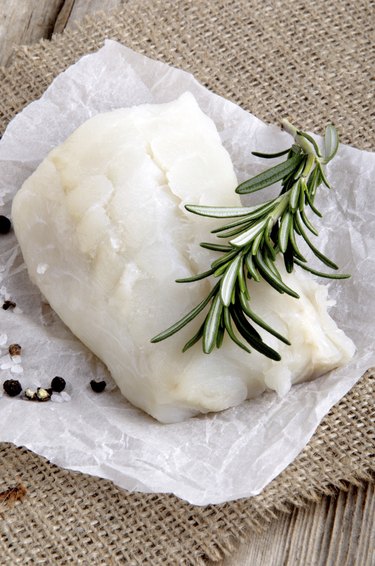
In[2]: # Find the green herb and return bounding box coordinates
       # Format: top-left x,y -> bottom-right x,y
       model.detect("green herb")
151,119 -> 349,359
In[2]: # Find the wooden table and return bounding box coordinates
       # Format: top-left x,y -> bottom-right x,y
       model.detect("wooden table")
0,2 -> 373,564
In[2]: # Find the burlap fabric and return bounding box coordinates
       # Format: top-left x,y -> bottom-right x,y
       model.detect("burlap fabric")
0,1 -> 374,564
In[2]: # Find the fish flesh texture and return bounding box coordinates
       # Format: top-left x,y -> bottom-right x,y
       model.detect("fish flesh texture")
12,92 -> 355,423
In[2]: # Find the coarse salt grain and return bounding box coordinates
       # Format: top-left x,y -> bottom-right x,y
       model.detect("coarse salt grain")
37,263 -> 49,275
51,394 -> 63,403
60,391 -> 71,402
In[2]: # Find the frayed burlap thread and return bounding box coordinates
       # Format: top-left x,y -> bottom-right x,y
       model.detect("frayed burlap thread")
0,2 -> 374,564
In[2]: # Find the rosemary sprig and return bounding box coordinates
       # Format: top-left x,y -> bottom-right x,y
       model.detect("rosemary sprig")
151,119 -> 348,359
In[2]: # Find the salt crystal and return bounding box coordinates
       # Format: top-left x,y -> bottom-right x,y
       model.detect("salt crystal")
60,391 -> 71,402
51,394 -> 63,403
0,286 -> 9,300
37,263 -> 48,274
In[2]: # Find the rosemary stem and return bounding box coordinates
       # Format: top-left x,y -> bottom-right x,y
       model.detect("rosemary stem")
281,119 -> 315,156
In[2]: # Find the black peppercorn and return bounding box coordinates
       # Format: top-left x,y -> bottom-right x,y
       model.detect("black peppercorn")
51,376 -> 66,393
90,380 -> 106,393
2,300 -> 16,310
3,379 -> 22,397
0,215 -> 11,235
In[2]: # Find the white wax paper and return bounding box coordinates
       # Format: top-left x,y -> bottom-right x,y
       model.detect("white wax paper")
0,40 -> 374,505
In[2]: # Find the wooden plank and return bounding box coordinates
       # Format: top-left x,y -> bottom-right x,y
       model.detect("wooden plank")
0,0 -> 64,66
54,0 -> 127,33
0,0 -> 125,64
216,484 -> 374,566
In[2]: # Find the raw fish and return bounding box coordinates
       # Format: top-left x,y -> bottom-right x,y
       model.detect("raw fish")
12,92 -> 355,422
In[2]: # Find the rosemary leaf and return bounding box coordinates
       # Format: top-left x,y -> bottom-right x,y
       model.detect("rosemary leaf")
200,242 -> 233,252
293,158 -> 307,180
216,322 -> 225,349
211,200 -> 277,233
283,245 -> 294,273
245,252 -> 261,281
299,179 -> 307,211
151,282 -> 219,343
236,153 -> 302,194
214,262 -> 232,277
203,294 -> 223,354
230,219 -> 267,247
316,162 -> 331,189
220,255 -> 242,306
323,125 -> 339,163
182,323 -> 205,352
294,258 -> 350,279
239,292 -> 290,344
295,212 -> 338,269
255,251 -> 300,298
216,221 -> 254,239
237,257 -> 249,297
211,216 -> 255,234
230,304 -> 281,361
288,221 -> 307,262
252,148 -> 290,158
289,180 -> 301,212
263,252 -> 282,279
185,204 -> 257,218
211,248 -> 239,269
305,189 -> 322,217
251,231 -> 264,256
176,268 -> 215,283
264,218 -> 276,260
223,307 -> 251,352
279,210 -> 293,253
299,208 -> 318,236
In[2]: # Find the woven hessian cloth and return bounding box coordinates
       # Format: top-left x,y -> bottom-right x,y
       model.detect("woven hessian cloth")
0,1 -> 374,564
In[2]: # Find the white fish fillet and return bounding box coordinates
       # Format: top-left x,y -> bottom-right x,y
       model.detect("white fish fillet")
12,92 -> 355,423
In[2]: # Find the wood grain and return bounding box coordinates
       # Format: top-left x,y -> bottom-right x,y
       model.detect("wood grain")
0,0 -> 64,66
54,0 -> 128,33
0,1 -> 373,565
217,484 -> 374,566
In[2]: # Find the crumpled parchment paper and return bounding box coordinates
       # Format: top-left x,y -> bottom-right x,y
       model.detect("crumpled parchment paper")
0,40 -> 374,505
